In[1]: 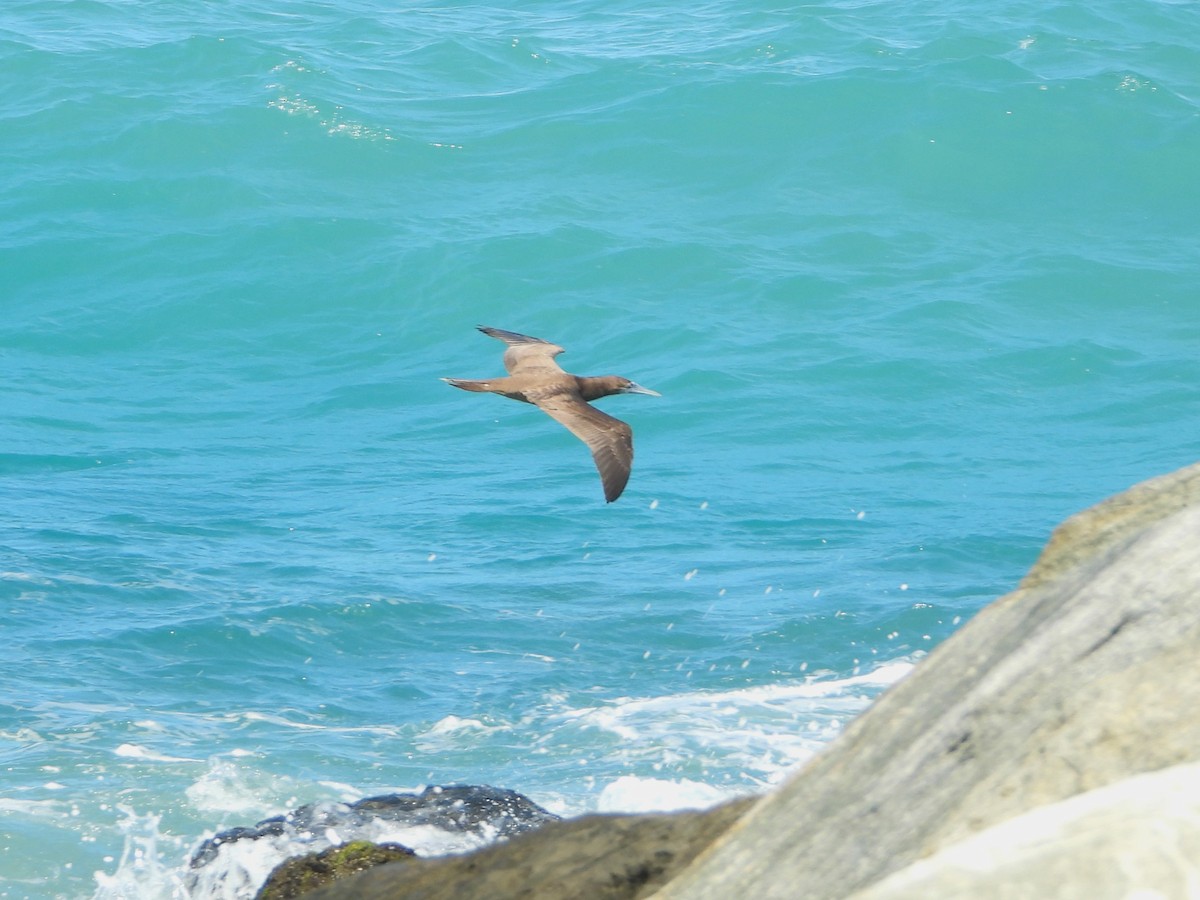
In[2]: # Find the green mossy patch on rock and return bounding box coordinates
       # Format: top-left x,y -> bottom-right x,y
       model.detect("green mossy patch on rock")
255,841 -> 416,899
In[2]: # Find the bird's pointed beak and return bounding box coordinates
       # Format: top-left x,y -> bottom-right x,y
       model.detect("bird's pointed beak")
623,381 -> 661,397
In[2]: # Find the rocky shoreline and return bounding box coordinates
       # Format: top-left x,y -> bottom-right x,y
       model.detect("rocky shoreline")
219,461 -> 1200,899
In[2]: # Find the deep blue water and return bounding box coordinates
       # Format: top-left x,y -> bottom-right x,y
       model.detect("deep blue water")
2,1 -> 1198,896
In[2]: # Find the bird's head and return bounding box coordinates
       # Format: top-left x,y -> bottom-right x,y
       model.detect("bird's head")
617,379 -> 661,397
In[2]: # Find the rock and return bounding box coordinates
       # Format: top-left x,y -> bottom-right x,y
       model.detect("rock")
846,761 -> 1200,900
256,841 -> 415,899
290,461 -> 1200,900
192,785 -> 558,868
187,784 -> 558,898
655,460 -> 1200,899
302,798 -> 754,900
346,784 -> 558,836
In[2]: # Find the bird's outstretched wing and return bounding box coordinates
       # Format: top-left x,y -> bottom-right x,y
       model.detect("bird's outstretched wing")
478,326 -> 566,376
531,388 -> 634,503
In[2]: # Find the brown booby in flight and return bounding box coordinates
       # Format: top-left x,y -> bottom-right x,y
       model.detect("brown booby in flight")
442,326 -> 660,502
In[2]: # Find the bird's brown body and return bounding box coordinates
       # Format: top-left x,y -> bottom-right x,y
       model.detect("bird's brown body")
442,327 -> 659,502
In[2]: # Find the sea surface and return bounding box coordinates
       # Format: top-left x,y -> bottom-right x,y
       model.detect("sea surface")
2,0 -> 1198,897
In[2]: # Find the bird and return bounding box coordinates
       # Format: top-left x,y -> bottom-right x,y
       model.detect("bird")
442,326 -> 660,502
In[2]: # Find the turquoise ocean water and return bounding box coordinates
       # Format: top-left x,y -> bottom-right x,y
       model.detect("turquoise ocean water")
3,1 -> 1198,896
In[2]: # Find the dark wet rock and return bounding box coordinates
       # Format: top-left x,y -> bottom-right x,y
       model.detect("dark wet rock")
189,784 -> 559,872
347,784 -> 559,836
256,841 -> 415,900
187,784 -> 559,898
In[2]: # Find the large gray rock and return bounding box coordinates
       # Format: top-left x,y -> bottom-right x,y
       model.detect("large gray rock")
308,461 -> 1200,900
847,761 -> 1200,900
656,460 -> 1200,899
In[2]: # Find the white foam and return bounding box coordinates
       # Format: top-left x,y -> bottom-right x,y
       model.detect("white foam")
597,776 -> 733,813
360,820 -> 494,857
184,826 -> 302,900
0,726 -> 46,743
415,715 -> 511,751
92,807 -> 188,900
551,659 -> 915,790
236,710 -> 400,736
238,711 -> 327,731
184,759 -> 299,819
426,714 -> 488,735
0,797 -> 65,818
114,743 -> 200,763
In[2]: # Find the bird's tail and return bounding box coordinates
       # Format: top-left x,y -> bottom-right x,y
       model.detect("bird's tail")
441,377 -> 494,393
